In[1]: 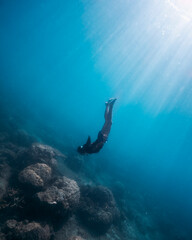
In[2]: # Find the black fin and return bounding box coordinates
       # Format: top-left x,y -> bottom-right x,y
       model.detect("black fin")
86,136 -> 91,145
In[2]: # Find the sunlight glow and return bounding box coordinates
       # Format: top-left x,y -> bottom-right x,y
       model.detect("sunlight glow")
168,0 -> 192,21
83,0 -> 192,115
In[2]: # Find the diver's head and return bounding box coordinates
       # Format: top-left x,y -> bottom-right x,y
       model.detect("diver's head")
77,145 -> 86,155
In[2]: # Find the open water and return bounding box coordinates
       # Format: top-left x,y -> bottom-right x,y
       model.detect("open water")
1,0 -> 192,239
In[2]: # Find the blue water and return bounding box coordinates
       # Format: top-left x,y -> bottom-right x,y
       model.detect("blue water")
1,0 -> 192,239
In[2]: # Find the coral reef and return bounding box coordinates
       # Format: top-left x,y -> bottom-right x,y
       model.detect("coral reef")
35,176 -> 80,218
0,124 -> 169,240
68,237 -> 84,240
4,219 -> 51,240
0,163 -> 10,200
25,143 -> 64,168
19,163 -> 52,189
78,186 -> 119,233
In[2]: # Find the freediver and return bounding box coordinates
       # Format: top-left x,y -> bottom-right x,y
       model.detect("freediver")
77,98 -> 117,154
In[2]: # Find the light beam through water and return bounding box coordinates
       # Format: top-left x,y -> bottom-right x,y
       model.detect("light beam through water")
83,0 -> 192,115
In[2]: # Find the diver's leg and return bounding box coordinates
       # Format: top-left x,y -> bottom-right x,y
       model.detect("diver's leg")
106,104 -> 113,122
101,120 -> 112,137
104,103 -> 109,120
104,98 -> 116,121
101,99 -> 116,136
106,98 -> 116,122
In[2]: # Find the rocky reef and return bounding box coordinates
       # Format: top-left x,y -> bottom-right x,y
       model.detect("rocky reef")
0,123 -> 170,240
35,176 -> 80,219
78,186 -> 119,233
4,219 -> 51,240
0,163 -> 10,201
0,128 -> 123,240
19,163 -> 52,190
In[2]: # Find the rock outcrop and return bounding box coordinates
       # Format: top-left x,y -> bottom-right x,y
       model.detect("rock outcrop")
19,163 -> 52,189
78,186 -> 119,233
68,236 -> 85,240
21,143 -> 66,168
26,143 -> 59,167
4,219 -> 51,240
35,176 -> 80,218
0,142 -> 19,163
0,163 -> 11,200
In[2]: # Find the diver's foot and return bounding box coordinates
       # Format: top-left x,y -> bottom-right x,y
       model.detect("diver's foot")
108,98 -> 117,105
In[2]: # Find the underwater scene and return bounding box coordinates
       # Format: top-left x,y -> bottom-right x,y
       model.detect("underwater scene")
1,0 -> 192,239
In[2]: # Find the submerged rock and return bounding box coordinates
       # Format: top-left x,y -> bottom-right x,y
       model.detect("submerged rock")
0,143 -> 18,163
0,163 -> 11,200
68,237 -> 85,240
54,215 -> 88,240
5,219 -> 51,240
28,143 -> 58,167
19,163 -> 52,189
23,143 -> 66,168
0,232 -> 6,240
0,132 -> 9,143
78,186 -> 119,233
35,176 -> 80,218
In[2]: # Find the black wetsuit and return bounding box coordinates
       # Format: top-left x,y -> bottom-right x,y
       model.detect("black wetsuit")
82,131 -> 108,154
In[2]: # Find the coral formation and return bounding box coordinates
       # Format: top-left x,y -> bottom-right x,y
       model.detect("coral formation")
0,163 -> 10,200
0,125 -> 165,240
68,237 -> 85,240
35,176 -> 80,218
19,163 -> 52,189
4,219 -> 51,240
78,186 -> 119,233
24,143 -> 59,167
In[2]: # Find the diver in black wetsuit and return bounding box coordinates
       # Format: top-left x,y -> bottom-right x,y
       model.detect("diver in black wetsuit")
77,98 -> 117,154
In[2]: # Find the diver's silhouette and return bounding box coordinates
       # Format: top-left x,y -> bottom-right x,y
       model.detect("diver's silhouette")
77,98 -> 116,154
